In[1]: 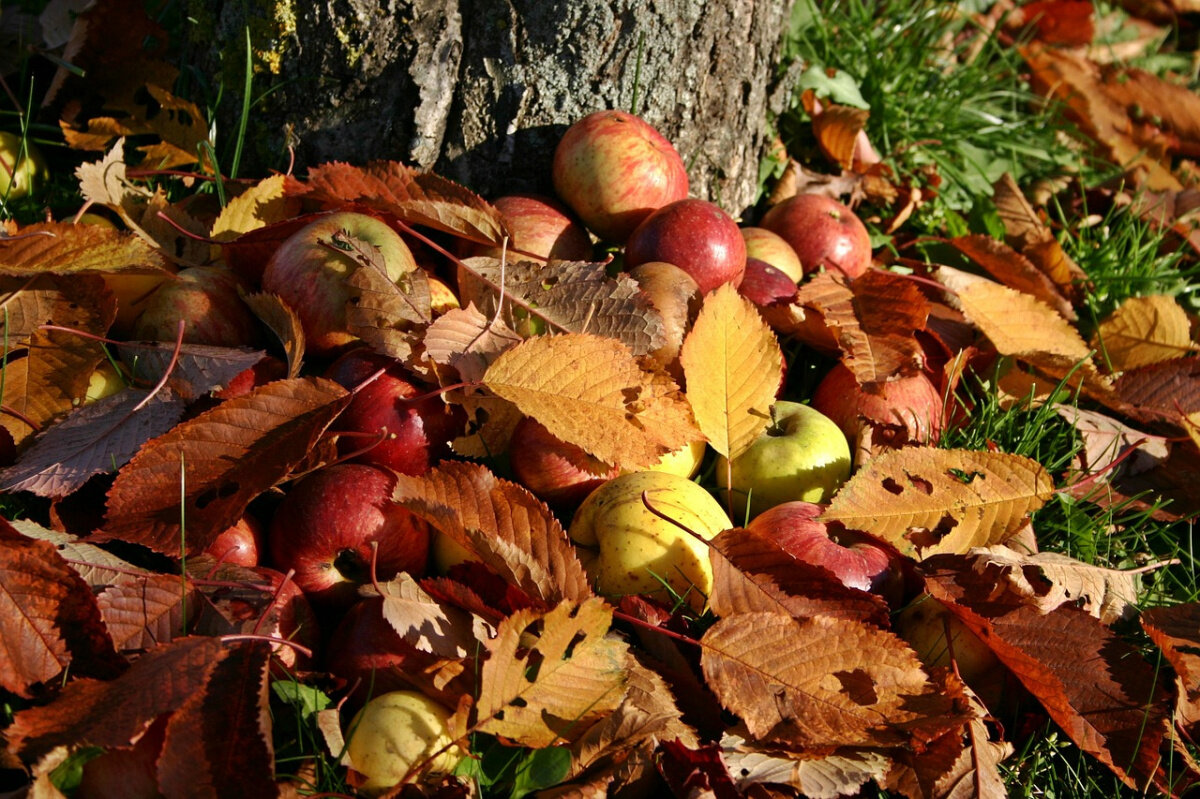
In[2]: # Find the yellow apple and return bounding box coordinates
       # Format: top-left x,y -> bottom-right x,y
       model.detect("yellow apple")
0,131 -> 48,200
345,690 -> 463,795
568,470 -> 731,611
84,362 -> 126,404
716,400 -> 851,522
626,438 -> 707,479
427,274 -> 460,316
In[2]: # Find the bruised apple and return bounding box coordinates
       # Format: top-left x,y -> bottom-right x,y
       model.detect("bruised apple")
625,199 -> 746,294
268,464 -> 431,607
760,193 -> 872,279
552,110 -> 689,242
569,471 -> 731,610
262,211 -> 418,355
716,401 -> 851,522
346,690 -> 465,795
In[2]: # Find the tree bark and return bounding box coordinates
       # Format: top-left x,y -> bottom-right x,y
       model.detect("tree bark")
189,0 -> 794,219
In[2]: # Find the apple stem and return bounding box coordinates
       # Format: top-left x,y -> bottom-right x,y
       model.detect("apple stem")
220,633 -> 313,661
130,320 -> 185,413
154,210 -> 223,245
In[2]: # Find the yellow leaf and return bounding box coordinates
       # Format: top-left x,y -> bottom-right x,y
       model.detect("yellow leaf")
483,334 -> 700,469
821,447 -> 1055,559
680,284 -> 781,459
1092,294 -> 1197,372
477,598 -> 628,747
0,222 -> 166,278
209,176 -> 297,243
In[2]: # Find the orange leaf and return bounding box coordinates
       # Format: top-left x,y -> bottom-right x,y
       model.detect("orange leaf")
949,235 -> 1075,321
483,334 -> 700,469
812,105 -> 870,171
679,284 -> 781,459
822,447 -> 1055,559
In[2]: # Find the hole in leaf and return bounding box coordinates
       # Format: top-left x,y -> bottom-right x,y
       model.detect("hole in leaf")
833,668 -> 878,706
1021,564 -> 1053,596
905,513 -> 957,550
525,649 -> 545,682
908,475 -> 933,495
509,696 -> 528,708
563,630 -> 587,660
882,477 -> 903,495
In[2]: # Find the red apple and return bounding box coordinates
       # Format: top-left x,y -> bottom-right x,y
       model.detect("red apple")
741,226 -> 804,283
261,211 -> 418,355
552,110 -> 689,242
810,362 -> 944,464
469,193 -> 593,261
625,199 -> 746,294
267,464 -> 431,607
133,265 -> 261,347
760,194 -> 872,279
204,514 -> 265,567
214,355 -> 289,400
747,501 -> 897,599
509,416 -> 620,508
324,348 -> 465,476
738,257 -> 798,307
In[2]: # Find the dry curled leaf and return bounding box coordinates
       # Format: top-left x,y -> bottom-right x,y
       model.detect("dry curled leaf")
424,304 -> 523,384
949,234 -> 1075,321
483,334 -> 700,470
822,447 -> 1055,559
721,732 -> 890,798
680,284 -> 782,459
477,598 -> 629,748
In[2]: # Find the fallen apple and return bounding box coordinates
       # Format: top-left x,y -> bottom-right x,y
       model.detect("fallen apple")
625,198 -> 747,294
261,211 -> 418,355
324,347 -> 465,476
760,193 -> 872,279
204,514 -> 266,568
133,266 -> 262,348
345,689 -> 464,795
267,463 -> 431,607
741,226 -> 805,283
552,110 -> 689,242
509,416 -> 620,509
746,501 -> 896,597
716,400 -> 851,522
738,256 -> 799,308
469,193 -> 594,261
569,470 -> 731,611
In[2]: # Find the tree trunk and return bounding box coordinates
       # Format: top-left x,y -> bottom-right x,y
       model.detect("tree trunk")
188,0 -> 794,219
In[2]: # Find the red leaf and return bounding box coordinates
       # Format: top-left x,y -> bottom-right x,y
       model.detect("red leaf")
99,377 -> 350,555
0,522 -> 123,697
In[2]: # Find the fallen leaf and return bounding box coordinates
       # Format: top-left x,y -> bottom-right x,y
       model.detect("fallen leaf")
99,377 -> 350,555
118,342 -> 267,401
0,221 -> 166,277
1092,294 -> 1197,372
477,598 -> 629,747
424,304 -> 523,384
483,334 -> 700,470
97,573 -> 196,653
209,175 -> 298,242
241,292 -> 306,378
378,573 -> 491,659
949,235 -> 1075,320
680,284 -> 781,459
1142,604 -> 1200,737
991,173 -> 1088,301
822,447 -> 1055,558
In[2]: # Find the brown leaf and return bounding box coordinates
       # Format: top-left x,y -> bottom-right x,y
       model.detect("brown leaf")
157,641 -> 277,799
1142,604 -> 1200,737
924,566 -> 1172,792
119,341 -> 268,401
0,273 -> 116,446
0,221 -> 166,277
7,636 -> 223,761
700,611 -> 968,748
461,258 -> 666,357
286,161 -> 508,246
1020,43 -> 1182,191
477,598 -> 628,747
97,573 -> 196,653
393,461 -> 593,605
0,387 -> 186,498
483,334 -> 701,470
242,292 -> 306,378
424,304 -> 523,384
1008,0 -> 1095,46
821,447 -> 1055,559
1054,404 -> 1168,481
63,81 -> 212,169
991,173 -> 1088,301
1092,294 -> 1197,372
1098,63 -> 1200,160
949,235 -> 1075,321
707,526 -> 890,627
0,523 -> 123,697
8,521 -> 147,588
679,284 -> 781,459
343,252 -> 431,362
379,573 -> 490,659
99,377 -> 350,555
1112,356 -> 1200,427
721,731 -> 890,798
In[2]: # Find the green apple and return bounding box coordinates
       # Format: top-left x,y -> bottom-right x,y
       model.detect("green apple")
345,690 -> 464,795
0,131 -> 48,200
716,400 -> 851,522
569,470 -> 731,611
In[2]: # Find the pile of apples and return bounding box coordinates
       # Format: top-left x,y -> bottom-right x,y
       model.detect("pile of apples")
85,110 -> 953,791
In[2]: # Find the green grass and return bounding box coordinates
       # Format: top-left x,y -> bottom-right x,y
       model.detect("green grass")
777,0 -> 1093,234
